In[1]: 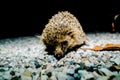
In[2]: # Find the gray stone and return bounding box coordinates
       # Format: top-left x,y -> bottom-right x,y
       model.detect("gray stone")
110,57 -> 120,65
57,72 -> 67,80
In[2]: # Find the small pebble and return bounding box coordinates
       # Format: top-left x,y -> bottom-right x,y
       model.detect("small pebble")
10,71 -> 15,76
70,60 -> 75,65
66,75 -> 75,80
67,69 -> 75,76
23,70 -> 32,77
74,73 -> 81,80
47,71 -> 52,78
0,69 -> 5,72
34,60 -> 41,68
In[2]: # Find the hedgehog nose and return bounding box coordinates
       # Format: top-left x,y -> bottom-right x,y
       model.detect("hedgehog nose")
55,53 -> 63,59
56,54 -> 62,58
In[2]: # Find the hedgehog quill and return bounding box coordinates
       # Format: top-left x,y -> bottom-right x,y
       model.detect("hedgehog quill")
41,11 -> 86,60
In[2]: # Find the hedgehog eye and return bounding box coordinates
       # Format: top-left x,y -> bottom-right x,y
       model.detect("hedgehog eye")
61,41 -> 68,48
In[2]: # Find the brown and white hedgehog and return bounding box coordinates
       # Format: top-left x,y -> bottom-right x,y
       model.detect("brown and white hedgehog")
41,11 -> 86,60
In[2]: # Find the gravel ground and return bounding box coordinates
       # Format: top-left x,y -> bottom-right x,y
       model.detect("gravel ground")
0,32 -> 120,80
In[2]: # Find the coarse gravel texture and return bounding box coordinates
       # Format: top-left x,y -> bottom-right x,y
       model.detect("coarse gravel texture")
0,32 -> 120,80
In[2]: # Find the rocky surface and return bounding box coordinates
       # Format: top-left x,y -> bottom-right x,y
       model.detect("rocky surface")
0,32 -> 120,80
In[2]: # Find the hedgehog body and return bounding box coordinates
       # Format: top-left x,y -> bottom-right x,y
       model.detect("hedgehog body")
41,11 -> 86,59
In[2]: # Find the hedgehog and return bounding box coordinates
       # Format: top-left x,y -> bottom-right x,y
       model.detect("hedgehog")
40,11 -> 86,60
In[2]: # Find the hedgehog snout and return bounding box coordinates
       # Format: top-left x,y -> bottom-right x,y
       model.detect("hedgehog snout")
54,45 -> 64,59
54,51 -> 64,60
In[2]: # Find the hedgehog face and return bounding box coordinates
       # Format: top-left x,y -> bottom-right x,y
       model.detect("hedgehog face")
42,31 -> 78,60
53,35 -> 76,59
54,40 -> 68,59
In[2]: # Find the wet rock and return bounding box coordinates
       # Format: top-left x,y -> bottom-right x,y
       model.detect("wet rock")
74,67 -> 80,73
32,72 -> 37,76
78,70 -> 94,79
66,75 -> 75,80
22,70 -> 32,80
0,68 -> 5,72
47,71 -> 52,78
86,66 -> 97,72
0,64 -> 4,67
10,71 -> 15,76
109,64 -> 120,72
69,60 -> 75,65
3,75 -> 11,80
110,57 -> 120,65
84,60 -> 93,67
48,56 -> 57,63
41,75 -> 48,80
11,76 -> 21,80
99,68 -> 113,76
24,65 -> 30,69
79,63 -> 86,70
34,60 -> 41,68
42,65 -> 47,69
86,77 -> 95,80
0,76 -> 4,80
57,72 -> 67,80
66,68 -> 75,76
74,73 -> 81,80
50,75 -> 57,80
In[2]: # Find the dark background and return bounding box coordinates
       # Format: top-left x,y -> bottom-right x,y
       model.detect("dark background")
1,0 -> 120,39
